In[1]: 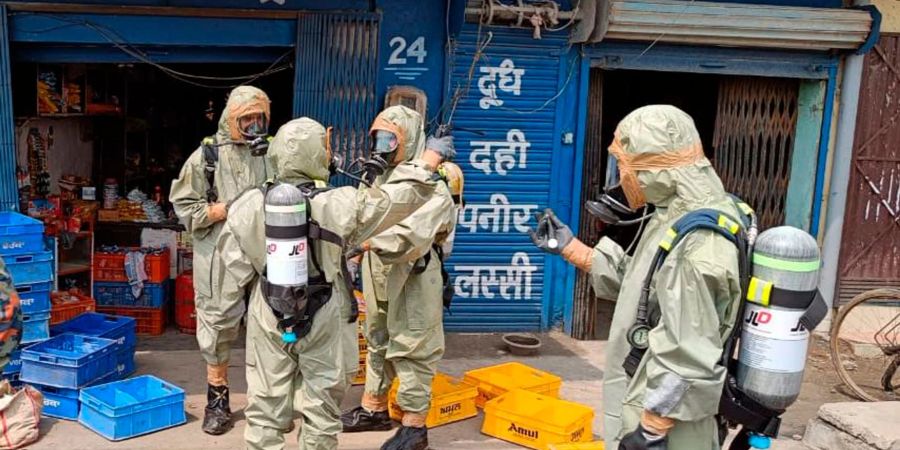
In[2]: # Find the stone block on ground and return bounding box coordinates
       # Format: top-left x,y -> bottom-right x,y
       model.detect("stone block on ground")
803,402 -> 900,450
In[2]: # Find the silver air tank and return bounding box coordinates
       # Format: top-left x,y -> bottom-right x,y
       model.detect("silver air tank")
737,226 -> 820,410
264,184 -> 308,343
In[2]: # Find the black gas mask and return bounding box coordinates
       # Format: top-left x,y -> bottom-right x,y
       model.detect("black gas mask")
329,153 -> 388,188
238,113 -> 270,156
587,155 -> 653,227
586,156 -> 654,255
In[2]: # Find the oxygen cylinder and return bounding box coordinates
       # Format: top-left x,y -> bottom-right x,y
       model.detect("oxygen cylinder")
737,226 -> 820,411
264,184 -> 308,343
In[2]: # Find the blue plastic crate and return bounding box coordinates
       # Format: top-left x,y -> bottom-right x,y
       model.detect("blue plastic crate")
3,349 -> 21,375
16,281 -> 52,315
6,250 -> 54,285
0,212 -> 44,256
79,375 -> 186,441
93,282 -> 166,309
36,383 -> 81,420
20,334 -> 117,389
21,312 -> 50,344
114,346 -> 136,380
51,313 -> 137,351
36,365 -> 122,421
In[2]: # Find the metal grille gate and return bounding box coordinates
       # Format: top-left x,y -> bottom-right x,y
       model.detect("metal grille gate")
0,5 -> 16,211
294,12 -> 380,181
572,69 -> 606,340
713,77 -> 799,230
838,36 -> 900,305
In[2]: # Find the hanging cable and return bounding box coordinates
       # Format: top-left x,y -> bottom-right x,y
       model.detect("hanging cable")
17,12 -> 294,89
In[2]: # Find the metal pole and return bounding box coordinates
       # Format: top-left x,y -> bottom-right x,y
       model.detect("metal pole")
818,52 -> 865,321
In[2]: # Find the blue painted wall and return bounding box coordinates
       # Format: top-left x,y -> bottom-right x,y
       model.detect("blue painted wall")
376,0 -> 447,125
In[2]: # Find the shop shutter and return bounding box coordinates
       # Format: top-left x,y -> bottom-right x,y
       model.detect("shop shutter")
0,5 -> 16,211
294,12 -> 380,180
443,26 -> 569,331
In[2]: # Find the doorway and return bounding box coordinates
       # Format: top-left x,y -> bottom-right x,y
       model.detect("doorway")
571,68 -> 800,340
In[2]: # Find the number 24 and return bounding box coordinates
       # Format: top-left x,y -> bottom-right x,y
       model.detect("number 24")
389,36 -> 427,65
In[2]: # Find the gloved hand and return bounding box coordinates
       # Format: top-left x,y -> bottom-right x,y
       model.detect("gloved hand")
619,424 -> 668,450
422,135 -> 456,170
426,135 -> 456,161
528,208 -> 573,255
206,202 -> 227,223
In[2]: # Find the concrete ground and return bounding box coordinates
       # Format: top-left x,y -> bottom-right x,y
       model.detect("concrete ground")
29,331 -> 812,449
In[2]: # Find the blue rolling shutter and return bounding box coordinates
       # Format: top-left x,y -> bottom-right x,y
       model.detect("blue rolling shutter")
0,6 -> 15,211
444,25 -> 570,332
294,11 -> 380,183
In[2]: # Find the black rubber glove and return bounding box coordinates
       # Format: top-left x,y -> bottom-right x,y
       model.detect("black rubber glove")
527,208 -> 573,255
619,424 -> 667,450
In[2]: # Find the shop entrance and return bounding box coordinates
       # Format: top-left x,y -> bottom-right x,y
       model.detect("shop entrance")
571,68 -> 801,340
12,62 -> 294,294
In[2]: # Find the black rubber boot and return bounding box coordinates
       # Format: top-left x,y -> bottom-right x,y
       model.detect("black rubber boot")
341,406 -> 392,432
202,384 -> 233,435
380,426 -> 428,450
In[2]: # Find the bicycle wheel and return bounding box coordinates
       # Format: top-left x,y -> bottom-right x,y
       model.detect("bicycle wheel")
831,288 -> 900,402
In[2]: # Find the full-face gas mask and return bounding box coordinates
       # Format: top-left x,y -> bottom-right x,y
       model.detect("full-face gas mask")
586,155 -> 653,227
237,112 -> 270,156
371,130 -> 400,165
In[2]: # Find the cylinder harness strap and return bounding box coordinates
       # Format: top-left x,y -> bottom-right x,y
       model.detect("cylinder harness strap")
623,207 -> 750,379
258,182 -> 359,342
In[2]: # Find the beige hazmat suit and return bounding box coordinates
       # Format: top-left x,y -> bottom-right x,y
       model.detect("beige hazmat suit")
170,86 -> 271,372
550,106 -> 744,449
357,106 -> 456,421
216,117 -> 441,450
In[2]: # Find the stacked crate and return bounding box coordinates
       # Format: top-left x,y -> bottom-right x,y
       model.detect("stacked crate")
93,247 -> 170,335
24,312 -> 137,420
353,290 -> 367,385
0,212 -> 54,385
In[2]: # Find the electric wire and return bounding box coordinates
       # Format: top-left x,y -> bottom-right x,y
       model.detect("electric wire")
17,12 -> 294,89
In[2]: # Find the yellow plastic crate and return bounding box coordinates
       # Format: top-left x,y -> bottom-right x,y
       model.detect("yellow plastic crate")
388,373 -> 479,428
353,360 -> 367,385
549,441 -> 605,450
463,362 -> 562,408
482,389 -> 594,450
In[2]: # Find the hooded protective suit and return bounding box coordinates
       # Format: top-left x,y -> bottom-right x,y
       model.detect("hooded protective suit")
216,117 -> 441,450
170,86 -> 271,370
355,107 -> 456,422
537,106 -> 743,449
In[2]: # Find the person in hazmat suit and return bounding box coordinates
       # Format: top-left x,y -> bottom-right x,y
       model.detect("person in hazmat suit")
169,85 -> 272,435
216,116 -> 456,450
341,106 -> 464,450
529,105 -> 743,450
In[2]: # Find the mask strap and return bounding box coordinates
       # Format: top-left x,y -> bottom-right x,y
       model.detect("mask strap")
324,126 -> 334,162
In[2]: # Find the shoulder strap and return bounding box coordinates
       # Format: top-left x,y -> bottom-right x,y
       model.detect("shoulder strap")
202,137 -> 219,203
296,181 -> 358,323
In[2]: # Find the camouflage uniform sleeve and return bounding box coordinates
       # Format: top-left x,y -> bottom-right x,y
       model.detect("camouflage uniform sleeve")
0,257 -> 23,370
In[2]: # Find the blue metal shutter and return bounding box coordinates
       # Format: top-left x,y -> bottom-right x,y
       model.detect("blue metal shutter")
443,25 -> 570,332
0,6 -> 15,211
294,11 -> 380,183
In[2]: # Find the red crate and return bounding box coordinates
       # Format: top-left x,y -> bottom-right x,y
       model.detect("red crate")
175,272 -> 195,334
94,248 -> 170,283
96,305 -> 166,336
50,291 -> 96,325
